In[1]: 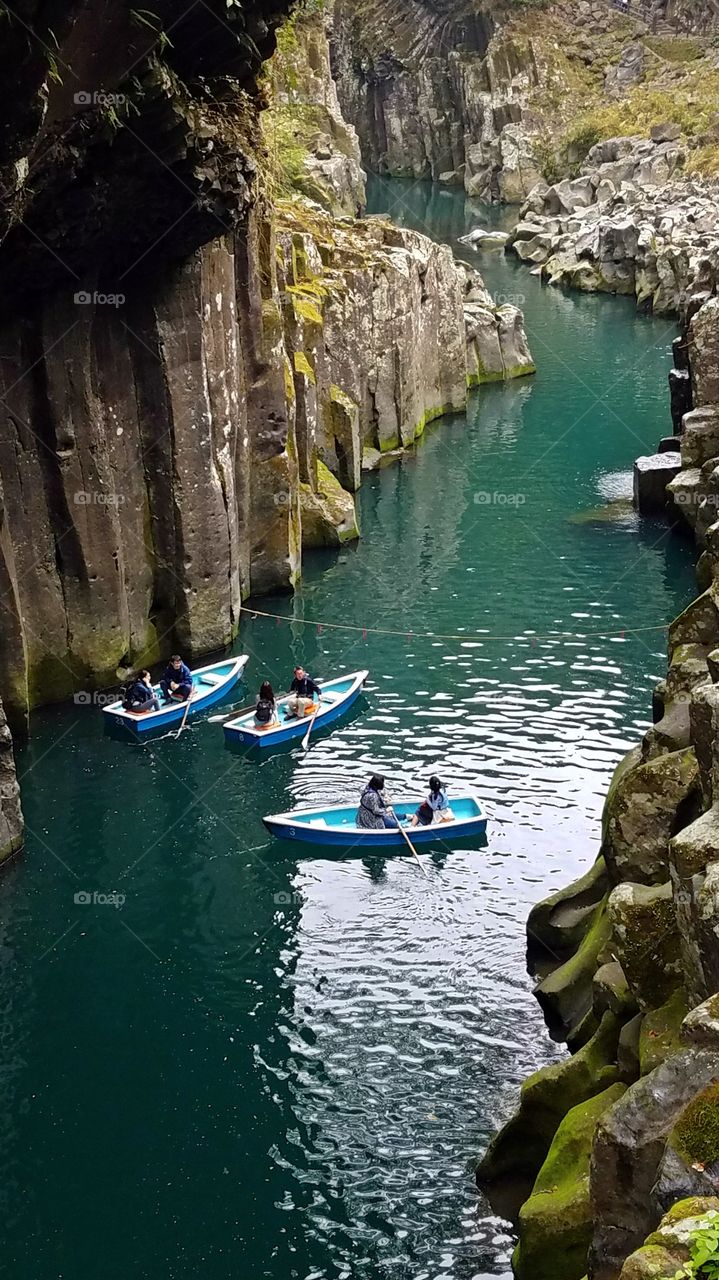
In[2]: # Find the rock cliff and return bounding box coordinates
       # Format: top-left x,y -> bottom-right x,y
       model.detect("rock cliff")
478,248 -> 719,1279
0,3 -> 535,857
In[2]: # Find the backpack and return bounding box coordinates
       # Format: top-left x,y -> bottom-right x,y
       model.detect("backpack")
255,698 -> 273,724
122,681 -> 144,711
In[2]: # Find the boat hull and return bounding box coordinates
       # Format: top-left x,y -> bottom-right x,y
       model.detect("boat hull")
102,656 -> 248,735
223,670 -> 368,749
263,795 -> 487,847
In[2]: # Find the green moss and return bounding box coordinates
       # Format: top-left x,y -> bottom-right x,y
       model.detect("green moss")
535,896 -> 612,1037
672,1083 -> 719,1167
644,35 -> 702,63
515,1083 -> 627,1280
639,988 -> 689,1075
289,291 -> 324,326
293,350 -> 316,383
478,1011 -> 622,1216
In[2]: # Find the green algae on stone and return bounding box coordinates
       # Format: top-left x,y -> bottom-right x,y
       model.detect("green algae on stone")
608,881 -> 683,1010
528,856 -> 610,969
514,1082 -> 627,1280
639,987 -> 689,1075
535,895 -> 612,1040
672,1081 -> 719,1167
478,1010 -> 622,1220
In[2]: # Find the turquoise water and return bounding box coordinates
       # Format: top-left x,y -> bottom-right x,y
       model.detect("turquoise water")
1,179 -> 696,1280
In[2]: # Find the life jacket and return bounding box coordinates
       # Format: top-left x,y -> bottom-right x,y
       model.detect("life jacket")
255,697 -> 273,724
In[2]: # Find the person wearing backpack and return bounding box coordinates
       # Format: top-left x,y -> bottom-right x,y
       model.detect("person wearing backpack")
123,670 -> 161,714
254,681 -> 278,728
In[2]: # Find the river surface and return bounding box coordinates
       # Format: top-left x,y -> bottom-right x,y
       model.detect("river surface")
1,178 -> 697,1280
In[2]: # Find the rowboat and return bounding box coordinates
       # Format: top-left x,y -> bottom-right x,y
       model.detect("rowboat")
263,793 -> 488,847
102,655 -> 249,734
223,669 -> 368,748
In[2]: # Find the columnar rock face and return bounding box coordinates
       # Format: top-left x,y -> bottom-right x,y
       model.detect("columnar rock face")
0,4 -> 534,731
478,264 -> 719,1275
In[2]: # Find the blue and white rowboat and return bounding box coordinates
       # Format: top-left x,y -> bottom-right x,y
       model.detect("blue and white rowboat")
102,655 -> 249,734
263,793 -> 488,847
223,669 -> 368,748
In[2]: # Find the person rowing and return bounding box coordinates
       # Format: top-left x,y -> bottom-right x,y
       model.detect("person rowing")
286,666 -> 322,719
410,775 -> 453,827
254,680 -> 279,728
122,670 -> 160,714
161,654 -> 192,703
356,774 -> 400,830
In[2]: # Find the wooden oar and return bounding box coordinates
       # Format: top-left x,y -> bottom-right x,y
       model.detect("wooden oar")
301,700 -> 321,751
396,813 -> 428,877
207,700 -> 256,724
174,690 -> 193,738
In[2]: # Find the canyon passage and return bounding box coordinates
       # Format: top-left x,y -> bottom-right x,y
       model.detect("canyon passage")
1,178 -> 698,1280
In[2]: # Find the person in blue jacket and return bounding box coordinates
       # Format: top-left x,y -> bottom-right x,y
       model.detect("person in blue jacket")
161,654 -> 193,702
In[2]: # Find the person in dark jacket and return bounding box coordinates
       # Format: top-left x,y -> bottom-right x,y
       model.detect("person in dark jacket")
286,666 -> 322,719
123,670 -> 161,713
160,654 -> 192,702
356,774 -> 399,829
254,681 -> 278,727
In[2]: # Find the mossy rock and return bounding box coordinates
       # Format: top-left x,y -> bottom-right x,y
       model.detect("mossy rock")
535,895 -> 612,1041
514,1083 -> 627,1280
619,1198 -> 719,1278
527,856 -> 609,973
639,988 -> 689,1075
478,1010 -> 622,1221
672,1081 -> 719,1167
602,746 -> 700,886
608,881 -> 683,1011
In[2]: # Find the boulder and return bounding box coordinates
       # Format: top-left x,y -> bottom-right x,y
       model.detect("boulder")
534,897 -> 612,1041
682,992 -> 719,1048
651,123 -> 682,145
602,747 -> 699,885
690,297 -> 719,406
593,961 -> 637,1022
589,1051 -> 719,1280
514,1084 -> 628,1280
633,453 -> 682,514
299,462 -> 359,548
638,988 -> 689,1075
653,1083 -> 719,1214
527,857 -> 610,971
608,882 -> 683,1010
604,43 -> 646,97
681,406 -> 719,470
618,1198 -> 719,1279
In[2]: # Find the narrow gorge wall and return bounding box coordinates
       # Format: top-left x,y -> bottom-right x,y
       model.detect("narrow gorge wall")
0,2 -> 536,859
